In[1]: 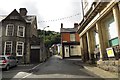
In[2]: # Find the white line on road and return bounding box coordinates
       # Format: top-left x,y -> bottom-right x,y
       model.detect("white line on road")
32,63 -> 42,69
21,73 -> 32,79
19,63 -> 43,80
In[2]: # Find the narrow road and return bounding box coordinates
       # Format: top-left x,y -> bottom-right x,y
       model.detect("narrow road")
19,55 -> 104,80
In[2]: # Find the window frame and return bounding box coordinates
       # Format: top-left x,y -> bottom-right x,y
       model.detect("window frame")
6,24 -> 14,36
70,33 -> 75,41
17,26 -> 25,37
16,42 -> 24,56
4,41 -> 12,55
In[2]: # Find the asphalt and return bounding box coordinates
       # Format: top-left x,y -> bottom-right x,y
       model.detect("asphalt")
15,55 -> 103,80
2,55 -> 120,80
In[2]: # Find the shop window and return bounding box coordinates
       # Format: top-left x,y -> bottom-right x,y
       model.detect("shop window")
95,32 -> 99,48
106,17 -> 119,47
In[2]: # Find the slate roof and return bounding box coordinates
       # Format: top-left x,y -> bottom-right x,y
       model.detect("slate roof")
0,15 -> 36,24
23,16 -> 36,23
60,28 -> 77,33
0,16 -> 6,22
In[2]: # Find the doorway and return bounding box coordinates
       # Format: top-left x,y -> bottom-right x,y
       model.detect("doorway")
64,46 -> 70,57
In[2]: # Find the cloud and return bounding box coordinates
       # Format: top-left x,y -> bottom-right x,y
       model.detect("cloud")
0,0 -> 82,32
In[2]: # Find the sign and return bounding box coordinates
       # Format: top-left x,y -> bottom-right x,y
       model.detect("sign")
31,46 -> 40,49
106,47 -> 115,57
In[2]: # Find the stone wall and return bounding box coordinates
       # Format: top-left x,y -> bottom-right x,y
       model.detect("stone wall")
97,60 -> 120,72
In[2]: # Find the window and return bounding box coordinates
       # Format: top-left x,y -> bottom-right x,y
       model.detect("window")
95,32 -> 99,48
70,34 -> 75,41
17,26 -> 25,37
106,17 -> 119,46
34,25 -> 37,29
6,24 -> 14,36
4,41 -> 12,55
16,42 -> 24,56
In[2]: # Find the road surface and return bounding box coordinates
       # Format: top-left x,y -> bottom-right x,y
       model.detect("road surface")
2,55 -> 104,80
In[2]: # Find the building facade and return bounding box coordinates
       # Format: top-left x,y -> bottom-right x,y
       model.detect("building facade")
60,23 -> 81,58
0,8 -> 42,63
78,0 -> 120,72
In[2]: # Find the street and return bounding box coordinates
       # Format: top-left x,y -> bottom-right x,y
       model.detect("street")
2,55 -> 104,80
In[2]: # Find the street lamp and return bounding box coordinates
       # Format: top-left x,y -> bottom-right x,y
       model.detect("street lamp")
43,26 -> 49,43
42,26 -> 49,61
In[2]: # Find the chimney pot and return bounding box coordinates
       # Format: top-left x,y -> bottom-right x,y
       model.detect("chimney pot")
74,23 -> 78,28
19,8 -> 27,16
61,23 -> 63,28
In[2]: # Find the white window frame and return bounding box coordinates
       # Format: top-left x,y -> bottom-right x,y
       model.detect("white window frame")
70,34 -> 75,41
17,26 -> 25,37
4,41 -> 12,55
6,24 -> 14,36
16,42 -> 24,56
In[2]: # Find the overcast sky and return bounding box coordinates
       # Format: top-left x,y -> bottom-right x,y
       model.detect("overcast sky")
0,0 -> 82,32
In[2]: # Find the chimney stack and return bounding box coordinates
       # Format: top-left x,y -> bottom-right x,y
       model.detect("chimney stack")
19,8 -> 27,16
61,23 -> 63,28
74,23 -> 78,29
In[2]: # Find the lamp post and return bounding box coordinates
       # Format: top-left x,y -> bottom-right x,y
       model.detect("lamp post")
42,26 -> 49,61
43,26 -> 49,43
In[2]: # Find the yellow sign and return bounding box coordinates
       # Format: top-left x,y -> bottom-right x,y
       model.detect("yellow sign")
106,47 -> 115,57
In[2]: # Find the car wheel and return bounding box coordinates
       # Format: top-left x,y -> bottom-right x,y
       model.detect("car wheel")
6,65 -> 10,71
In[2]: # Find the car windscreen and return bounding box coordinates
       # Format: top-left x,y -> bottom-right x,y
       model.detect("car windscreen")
0,57 -> 5,60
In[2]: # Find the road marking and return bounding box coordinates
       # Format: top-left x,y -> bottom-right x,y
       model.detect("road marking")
19,63 -> 43,80
32,63 -> 42,69
21,73 -> 32,79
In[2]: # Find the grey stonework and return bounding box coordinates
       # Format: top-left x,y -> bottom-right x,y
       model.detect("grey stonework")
0,8 -> 44,64
97,60 -> 120,72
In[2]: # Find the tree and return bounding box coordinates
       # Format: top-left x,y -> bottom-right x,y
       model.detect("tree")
37,29 -> 61,48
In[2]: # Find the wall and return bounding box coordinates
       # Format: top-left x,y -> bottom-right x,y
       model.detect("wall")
61,33 -> 70,42
75,33 -> 80,42
79,1 -> 120,72
70,45 -> 81,56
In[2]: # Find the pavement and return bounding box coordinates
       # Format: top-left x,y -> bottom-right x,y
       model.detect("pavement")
73,59 -> 119,79
83,64 -> 119,78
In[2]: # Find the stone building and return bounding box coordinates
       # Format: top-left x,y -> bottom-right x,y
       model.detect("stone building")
0,8 -> 42,63
78,0 -> 120,72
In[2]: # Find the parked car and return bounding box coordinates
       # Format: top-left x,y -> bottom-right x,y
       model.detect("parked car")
0,55 -> 18,70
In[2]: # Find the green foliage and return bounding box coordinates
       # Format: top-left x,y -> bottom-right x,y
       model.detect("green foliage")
37,29 -> 61,48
